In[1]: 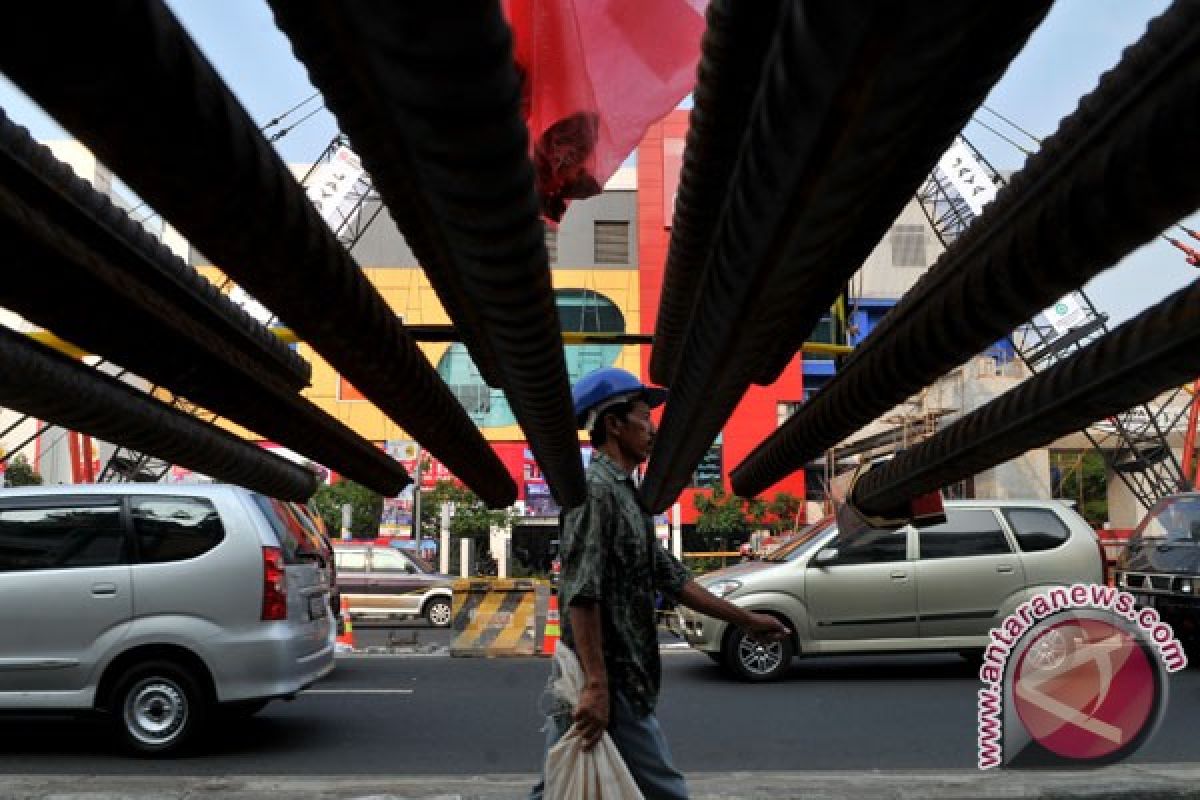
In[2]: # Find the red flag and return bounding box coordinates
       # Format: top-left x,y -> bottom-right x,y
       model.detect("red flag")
504,0 -> 706,221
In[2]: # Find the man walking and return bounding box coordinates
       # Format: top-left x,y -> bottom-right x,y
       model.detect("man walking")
532,367 -> 789,799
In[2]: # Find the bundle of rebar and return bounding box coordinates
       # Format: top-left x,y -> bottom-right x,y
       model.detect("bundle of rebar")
269,2 -> 586,507
641,0 -> 1053,512
0,0 -> 515,506
732,0 -> 1200,499
0,112 -> 409,497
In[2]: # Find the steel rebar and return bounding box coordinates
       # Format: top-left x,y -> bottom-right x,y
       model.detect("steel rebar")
852,278 -> 1200,518
269,2 -> 586,507
648,0 -> 782,387
641,0 -> 1052,513
0,0 -> 515,506
732,0 -> 1200,498
0,113 -> 410,497
0,328 -> 316,501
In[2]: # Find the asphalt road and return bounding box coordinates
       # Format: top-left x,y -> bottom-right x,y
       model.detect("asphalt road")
1,651 -> 1198,775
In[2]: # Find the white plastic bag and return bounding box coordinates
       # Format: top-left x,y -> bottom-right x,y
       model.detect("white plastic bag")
543,645 -> 644,800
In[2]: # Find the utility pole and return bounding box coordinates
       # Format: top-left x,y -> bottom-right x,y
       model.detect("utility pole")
411,446 -> 423,541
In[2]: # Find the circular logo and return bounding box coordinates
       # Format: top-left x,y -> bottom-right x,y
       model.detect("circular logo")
1012,617 -> 1162,763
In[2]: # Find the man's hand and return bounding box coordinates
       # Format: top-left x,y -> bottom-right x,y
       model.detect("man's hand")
572,682 -> 610,751
741,612 -> 790,643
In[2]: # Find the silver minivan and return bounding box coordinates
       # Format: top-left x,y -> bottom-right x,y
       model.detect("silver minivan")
679,500 -> 1104,681
0,484 -> 334,753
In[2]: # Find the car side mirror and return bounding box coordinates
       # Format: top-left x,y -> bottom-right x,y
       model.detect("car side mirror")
813,547 -> 838,566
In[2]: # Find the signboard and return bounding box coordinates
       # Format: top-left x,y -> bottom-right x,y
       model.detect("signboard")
936,138 -> 998,216
691,440 -> 722,488
1042,292 -> 1089,337
305,146 -> 368,232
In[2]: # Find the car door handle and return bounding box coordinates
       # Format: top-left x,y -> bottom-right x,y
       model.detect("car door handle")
91,583 -> 118,596
890,570 -> 908,580
996,565 -> 1015,574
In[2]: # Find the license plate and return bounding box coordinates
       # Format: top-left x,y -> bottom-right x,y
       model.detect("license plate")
1133,593 -> 1155,608
309,596 -> 326,620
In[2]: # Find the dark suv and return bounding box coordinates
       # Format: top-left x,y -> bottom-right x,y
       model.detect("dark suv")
333,544 -> 454,627
1115,492 -> 1200,657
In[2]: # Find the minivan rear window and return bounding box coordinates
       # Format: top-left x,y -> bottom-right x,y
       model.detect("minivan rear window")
131,496 -> 224,563
1003,508 -> 1071,552
251,495 -> 315,564
0,503 -> 125,570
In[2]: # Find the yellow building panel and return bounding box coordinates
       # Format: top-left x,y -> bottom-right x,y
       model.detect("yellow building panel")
193,265 -> 642,445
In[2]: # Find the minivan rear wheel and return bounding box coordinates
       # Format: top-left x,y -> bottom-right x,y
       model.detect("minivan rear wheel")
112,660 -> 206,755
722,626 -> 795,682
425,597 -> 453,627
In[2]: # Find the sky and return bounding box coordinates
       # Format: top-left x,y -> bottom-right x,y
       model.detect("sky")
0,0 -> 1194,325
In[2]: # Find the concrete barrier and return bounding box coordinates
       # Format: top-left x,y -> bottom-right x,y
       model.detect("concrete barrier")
449,578 -> 550,657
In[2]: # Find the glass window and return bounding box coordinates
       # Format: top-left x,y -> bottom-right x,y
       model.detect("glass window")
831,529 -> 908,565
1134,496 -> 1200,543
335,550 -> 367,572
1003,508 -> 1071,552
131,497 -> 224,564
0,504 -> 126,571
251,494 -> 306,563
890,224 -> 926,267
918,510 -> 1011,560
593,221 -> 630,264
436,289 -> 625,428
371,548 -> 415,573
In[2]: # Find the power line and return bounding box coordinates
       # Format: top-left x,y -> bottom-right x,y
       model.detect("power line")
267,104 -> 326,143
260,91 -> 321,132
968,115 -> 1036,156
979,103 -> 1043,146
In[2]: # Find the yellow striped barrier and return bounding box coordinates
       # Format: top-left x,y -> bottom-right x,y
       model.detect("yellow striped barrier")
449,578 -> 552,657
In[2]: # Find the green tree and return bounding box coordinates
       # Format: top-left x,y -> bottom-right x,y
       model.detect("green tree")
1054,450 -> 1108,527
765,491 -> 804,533
310,479 -> 384,539
4,454 -> 42,487
417,479 -> 517,561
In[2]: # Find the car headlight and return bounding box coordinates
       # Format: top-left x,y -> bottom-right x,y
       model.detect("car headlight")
705,579 -> 742,599
1181,578 -> 1194,594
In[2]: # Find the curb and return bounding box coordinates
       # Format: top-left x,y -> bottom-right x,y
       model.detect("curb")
3,766 -> 1200,799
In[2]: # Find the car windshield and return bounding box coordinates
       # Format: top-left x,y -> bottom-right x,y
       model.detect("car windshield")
1134,495 -> 1200,543
764,518 -> 835,562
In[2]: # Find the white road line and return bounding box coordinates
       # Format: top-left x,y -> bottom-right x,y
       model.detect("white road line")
303,689 -> 415,695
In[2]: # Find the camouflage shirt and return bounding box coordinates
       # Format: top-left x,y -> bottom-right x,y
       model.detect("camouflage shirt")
559,450 -> 692,717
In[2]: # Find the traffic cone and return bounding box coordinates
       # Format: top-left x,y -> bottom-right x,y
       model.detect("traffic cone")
336,596 -> 356,652
541,592 -> 561,656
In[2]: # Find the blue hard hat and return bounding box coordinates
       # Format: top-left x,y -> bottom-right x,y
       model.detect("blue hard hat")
572,367 -> 668,429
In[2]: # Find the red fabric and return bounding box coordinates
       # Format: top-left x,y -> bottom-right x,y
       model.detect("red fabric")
504,0 -> 706,221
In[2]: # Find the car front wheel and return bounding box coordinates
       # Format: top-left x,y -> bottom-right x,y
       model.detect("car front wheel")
425,597 -> 453,627
112,660 -> 206,755
722,624 -> 795,682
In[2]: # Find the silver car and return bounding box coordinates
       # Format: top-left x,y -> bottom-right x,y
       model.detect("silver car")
0,484 -> 334,753
678,500 -> 1104,681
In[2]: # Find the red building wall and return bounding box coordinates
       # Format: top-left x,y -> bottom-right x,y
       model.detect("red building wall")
637,111 -> 806,524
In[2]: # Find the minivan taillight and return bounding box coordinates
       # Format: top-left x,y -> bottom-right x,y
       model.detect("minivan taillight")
262,546 -> 288,621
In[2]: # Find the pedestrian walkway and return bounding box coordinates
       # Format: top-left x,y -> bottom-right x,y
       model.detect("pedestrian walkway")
4,764 -> 1199,799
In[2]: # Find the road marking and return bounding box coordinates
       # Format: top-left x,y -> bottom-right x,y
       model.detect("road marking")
303,688 -> 415,695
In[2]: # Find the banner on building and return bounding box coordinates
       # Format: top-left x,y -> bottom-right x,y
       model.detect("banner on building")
1042,292 -> 1089,337
305,146 -> 369,233
936,138 -> 998,216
